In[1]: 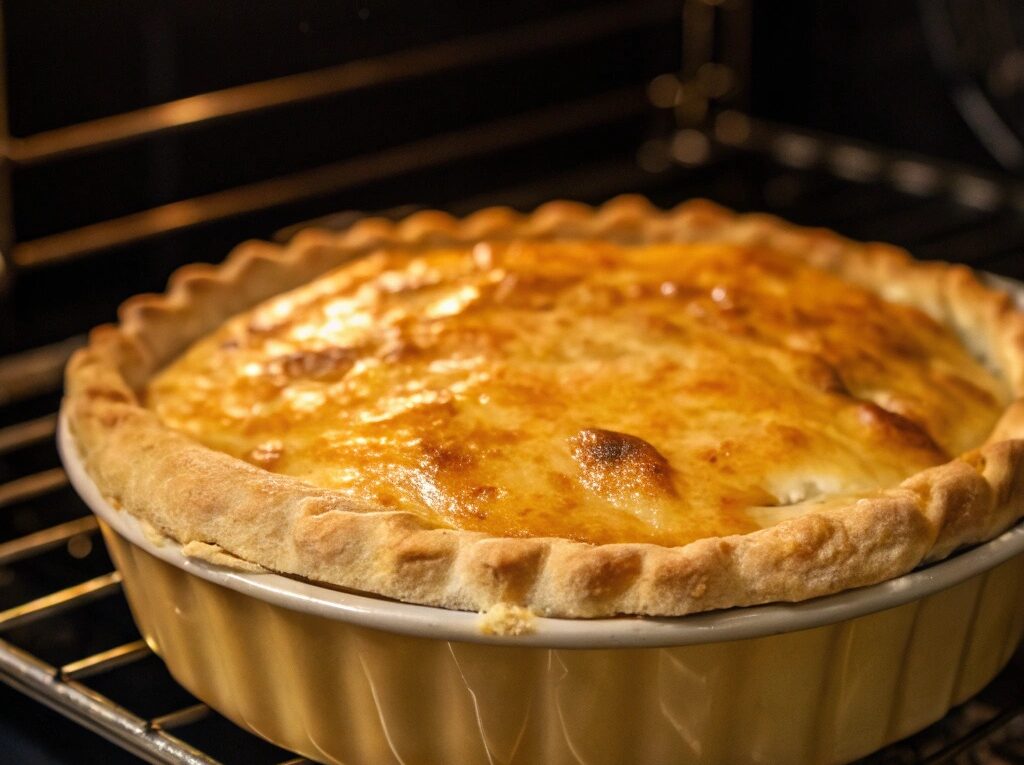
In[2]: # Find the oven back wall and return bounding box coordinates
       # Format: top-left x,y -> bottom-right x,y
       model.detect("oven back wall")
750,0 -> 1018,172
0,0 -> 679,356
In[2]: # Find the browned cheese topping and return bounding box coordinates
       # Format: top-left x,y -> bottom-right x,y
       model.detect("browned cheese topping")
145,241 -> 1009,545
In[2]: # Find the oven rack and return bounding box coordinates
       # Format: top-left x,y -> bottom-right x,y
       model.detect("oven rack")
0,1 -> 681,277
2,123 -> 1024,763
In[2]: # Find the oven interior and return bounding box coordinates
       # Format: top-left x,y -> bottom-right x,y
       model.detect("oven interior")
1,1 -> 1023,762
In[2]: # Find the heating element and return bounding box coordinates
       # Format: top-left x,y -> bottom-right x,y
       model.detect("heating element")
1,1 -> 1023,763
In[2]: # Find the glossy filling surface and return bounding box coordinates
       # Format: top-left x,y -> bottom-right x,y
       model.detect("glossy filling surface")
145,241 -> 1008,546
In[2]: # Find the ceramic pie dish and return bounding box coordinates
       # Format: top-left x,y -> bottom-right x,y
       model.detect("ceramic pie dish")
58,197 -> 1024,763
60,415 -> 1024,764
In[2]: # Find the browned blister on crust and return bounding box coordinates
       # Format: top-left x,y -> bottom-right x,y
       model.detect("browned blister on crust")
64,196 -> 1024,617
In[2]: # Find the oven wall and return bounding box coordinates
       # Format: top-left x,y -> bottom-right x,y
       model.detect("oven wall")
750,0 -> 1010,172
0,1 -> 680,357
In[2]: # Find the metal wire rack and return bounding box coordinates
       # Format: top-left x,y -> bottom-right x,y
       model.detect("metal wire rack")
1,123 -> 1024,763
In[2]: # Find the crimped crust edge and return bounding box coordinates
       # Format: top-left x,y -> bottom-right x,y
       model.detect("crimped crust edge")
63,196 -> 1024,617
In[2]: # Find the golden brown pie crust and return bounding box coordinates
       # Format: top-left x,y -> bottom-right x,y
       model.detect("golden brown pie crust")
63,197 -> 1024,617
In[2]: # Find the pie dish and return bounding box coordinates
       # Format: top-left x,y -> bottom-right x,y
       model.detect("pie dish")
59,385 -> 1024,765
62,196 -> 1024,618
61,383 -> 1024,765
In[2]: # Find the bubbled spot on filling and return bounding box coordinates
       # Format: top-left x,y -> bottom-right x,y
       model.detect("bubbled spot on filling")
570,428 -> 677,499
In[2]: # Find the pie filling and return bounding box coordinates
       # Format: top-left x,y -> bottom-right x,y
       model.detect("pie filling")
145,240 -> 1008,546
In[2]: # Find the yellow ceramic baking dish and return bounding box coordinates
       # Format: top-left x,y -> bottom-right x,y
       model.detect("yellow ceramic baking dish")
58,415 -> 1024,765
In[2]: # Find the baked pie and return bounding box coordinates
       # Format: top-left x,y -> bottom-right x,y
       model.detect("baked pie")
64,197 -> 1024,617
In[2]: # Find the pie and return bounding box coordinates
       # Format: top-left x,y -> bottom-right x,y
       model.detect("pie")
63,197 -> 1024,617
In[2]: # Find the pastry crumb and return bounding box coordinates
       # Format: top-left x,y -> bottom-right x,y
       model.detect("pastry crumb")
478,602 -> 536,636
181,540 -> 265,572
